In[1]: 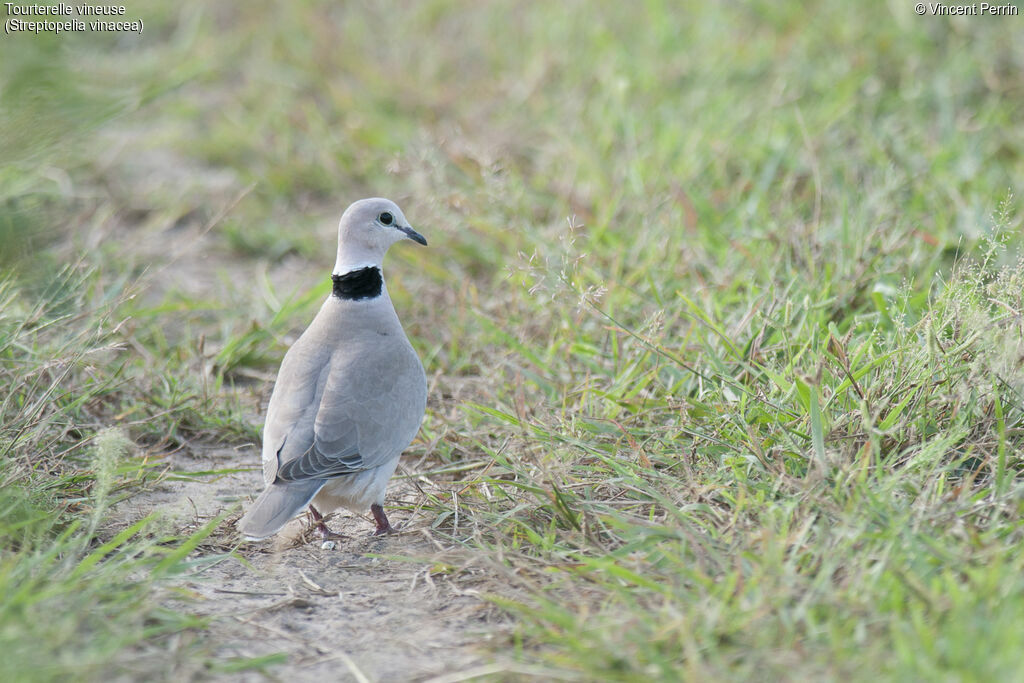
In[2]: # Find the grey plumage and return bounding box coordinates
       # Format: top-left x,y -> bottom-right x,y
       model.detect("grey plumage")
238,198 -> 428,541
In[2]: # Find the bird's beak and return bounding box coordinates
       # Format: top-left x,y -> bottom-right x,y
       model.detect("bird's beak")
398,225 -> 428,246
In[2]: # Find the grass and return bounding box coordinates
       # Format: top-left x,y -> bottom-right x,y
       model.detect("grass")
0,267 -> 236,680
464,222 -> 1024,679
1,0 -> 1023,679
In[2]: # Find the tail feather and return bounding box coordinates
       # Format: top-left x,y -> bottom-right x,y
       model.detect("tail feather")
238,479 -> 326,540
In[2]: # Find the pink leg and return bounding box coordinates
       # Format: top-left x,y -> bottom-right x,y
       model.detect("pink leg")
308,505 -> 347,541
370,503 -> 394,535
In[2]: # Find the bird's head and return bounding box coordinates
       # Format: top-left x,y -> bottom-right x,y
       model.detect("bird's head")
333,198 -> 427,275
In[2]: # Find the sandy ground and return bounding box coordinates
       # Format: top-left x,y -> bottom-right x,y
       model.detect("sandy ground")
114,444 -> 506,682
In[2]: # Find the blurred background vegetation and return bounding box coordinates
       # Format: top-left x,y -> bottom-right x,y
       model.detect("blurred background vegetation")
1,0 -> 1022,680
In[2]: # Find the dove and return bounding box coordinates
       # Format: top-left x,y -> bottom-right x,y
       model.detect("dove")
237,197 -> 428,541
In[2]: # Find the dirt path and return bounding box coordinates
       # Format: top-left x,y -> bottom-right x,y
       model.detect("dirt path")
115,445 -> 503,682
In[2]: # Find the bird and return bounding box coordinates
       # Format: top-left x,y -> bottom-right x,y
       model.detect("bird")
237,197 -> 428,542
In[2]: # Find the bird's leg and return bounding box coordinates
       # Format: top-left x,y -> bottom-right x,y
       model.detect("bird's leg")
370,503 -> 395,535
308,505 -> 347,541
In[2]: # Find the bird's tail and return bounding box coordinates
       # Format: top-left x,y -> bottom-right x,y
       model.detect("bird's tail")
237,479 -> 326,540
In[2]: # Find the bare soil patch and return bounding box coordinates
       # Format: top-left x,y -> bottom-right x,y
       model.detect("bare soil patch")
115,444 -> 504,682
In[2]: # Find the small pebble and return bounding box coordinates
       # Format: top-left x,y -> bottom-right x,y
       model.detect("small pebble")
321,540 -> 336,551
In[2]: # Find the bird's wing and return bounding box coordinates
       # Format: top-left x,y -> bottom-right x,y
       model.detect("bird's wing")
273,345 -> 376,482
274,337 -> 423,482
260,334 -> 333,483
274,417 -> 363,481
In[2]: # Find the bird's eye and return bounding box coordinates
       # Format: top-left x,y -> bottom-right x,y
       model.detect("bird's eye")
378,212 -> 394,226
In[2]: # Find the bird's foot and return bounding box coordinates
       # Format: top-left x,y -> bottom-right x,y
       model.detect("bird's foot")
370,503 -> 396,536
307,505 -> 348,543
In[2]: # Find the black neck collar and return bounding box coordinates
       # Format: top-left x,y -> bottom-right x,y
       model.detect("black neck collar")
332,267 -> 383,300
